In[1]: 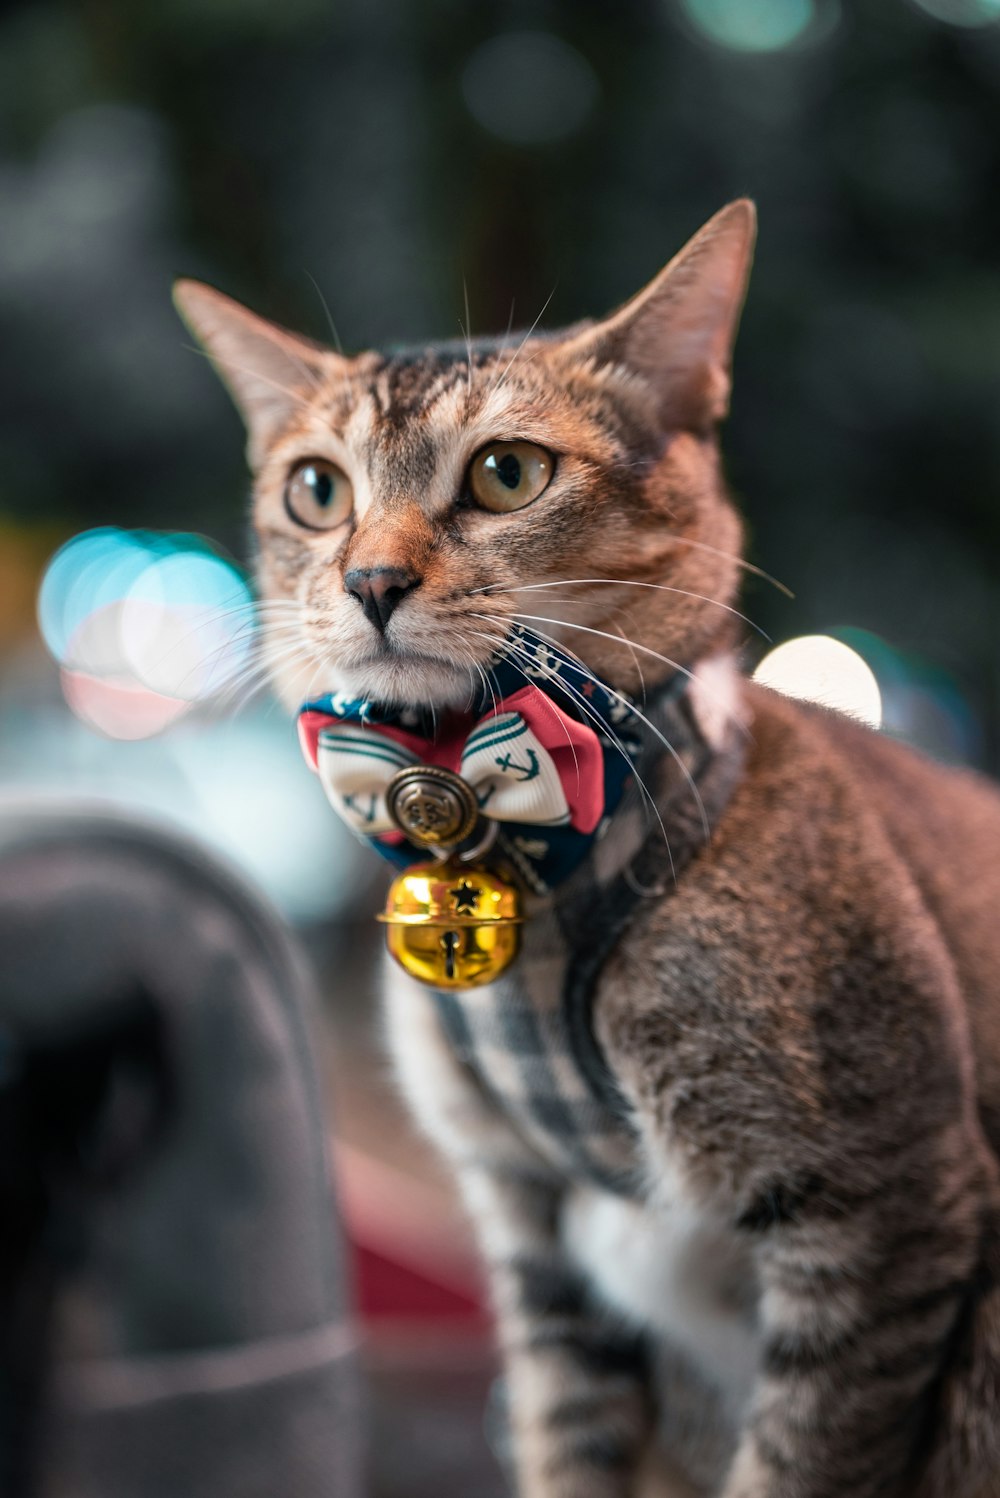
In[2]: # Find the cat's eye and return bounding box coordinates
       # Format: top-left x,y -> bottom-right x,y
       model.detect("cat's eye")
468,442 -> 554,513
284,459 -> 353,531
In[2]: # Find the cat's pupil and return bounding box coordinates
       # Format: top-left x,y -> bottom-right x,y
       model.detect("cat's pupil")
308,467 -> 332,506
496,453 -> 521,490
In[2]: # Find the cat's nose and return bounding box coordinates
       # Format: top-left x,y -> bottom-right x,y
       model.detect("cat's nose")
343,566 -> 420,632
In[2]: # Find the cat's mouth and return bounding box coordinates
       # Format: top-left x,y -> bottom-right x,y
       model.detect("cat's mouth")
333,644 -> 491,711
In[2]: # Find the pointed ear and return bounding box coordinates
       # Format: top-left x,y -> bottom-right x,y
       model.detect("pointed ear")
173,280 -> 338,468
559,199 -> 756,432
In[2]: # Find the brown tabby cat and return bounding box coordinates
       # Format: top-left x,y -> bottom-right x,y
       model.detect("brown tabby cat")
175,202 -> 1000,1498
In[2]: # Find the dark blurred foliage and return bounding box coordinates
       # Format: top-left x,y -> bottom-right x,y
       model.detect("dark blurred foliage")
2,0 -> 1000,756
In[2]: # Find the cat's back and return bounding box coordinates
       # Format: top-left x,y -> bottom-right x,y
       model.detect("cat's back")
745,681 -> 1000,1146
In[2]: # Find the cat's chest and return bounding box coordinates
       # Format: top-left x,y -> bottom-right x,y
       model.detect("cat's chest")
562,1182 -> 761,1431
428,906 -> 642,1192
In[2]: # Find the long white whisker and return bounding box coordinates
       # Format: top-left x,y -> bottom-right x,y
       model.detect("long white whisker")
460,279 -> 474,409
480,610 -> 750,747
663,537 -> 793,598
614,621 -> 646,699
501,633 -> 674,876
477,625 -> 670,867
469,578 -> 770,640
305,270 -> 344,355
182,343 -> 318,409
213,636 -> 308,713
132,602 -> 302,692
477,616 -> 709,847
487,284 -> 557,400
465,627 -> 581,793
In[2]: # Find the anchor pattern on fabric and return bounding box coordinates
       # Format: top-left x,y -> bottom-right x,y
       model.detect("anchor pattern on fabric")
342,791 -> 378,825
297,623 -> 664,891
495,748 -> 540,782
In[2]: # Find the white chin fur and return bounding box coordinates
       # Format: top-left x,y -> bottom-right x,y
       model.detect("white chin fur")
268,651 -> 480,713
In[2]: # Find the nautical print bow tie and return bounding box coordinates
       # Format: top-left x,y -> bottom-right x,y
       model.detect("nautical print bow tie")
298,624 -> 675,893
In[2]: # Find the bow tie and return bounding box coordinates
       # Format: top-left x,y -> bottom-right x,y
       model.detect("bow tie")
298,625 -> 679,893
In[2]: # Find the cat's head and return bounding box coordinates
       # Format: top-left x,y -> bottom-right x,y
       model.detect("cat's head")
175,200 -> 755,713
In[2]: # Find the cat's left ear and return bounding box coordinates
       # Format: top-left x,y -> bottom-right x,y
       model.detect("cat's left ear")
173,280 -> 341,468
558,199 -> 756,432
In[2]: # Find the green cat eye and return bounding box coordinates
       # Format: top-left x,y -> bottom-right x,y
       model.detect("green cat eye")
468,442 -> 554,513
284,459 -> 354,531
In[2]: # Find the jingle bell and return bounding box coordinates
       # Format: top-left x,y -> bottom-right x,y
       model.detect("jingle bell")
378,859 -> 523,989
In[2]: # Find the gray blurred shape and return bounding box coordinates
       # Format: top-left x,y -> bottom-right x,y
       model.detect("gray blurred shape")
0,796 -> 363,1498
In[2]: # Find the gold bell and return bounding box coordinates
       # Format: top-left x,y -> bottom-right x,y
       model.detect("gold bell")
378,858 -> 523,989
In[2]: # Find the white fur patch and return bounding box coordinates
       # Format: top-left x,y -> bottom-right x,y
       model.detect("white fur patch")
561,1184 -> 760,1421
688,653 -> 747,750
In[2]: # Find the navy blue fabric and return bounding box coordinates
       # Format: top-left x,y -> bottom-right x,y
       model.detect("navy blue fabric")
301,624 -> 685,892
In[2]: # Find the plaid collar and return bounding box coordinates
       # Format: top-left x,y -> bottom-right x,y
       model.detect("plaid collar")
298,623 -> 688,894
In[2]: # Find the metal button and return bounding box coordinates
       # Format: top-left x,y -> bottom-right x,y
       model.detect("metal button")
385,765 -> 480,847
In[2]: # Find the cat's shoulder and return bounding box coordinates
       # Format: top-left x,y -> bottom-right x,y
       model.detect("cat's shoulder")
740,675 -> 1000,835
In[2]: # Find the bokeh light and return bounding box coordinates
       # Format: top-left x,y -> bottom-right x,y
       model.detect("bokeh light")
753,634 -> 883,727
461,31 -> 599,145
831,627 -> 982,765
60,668 -> 191,740
677,0 -> 818,52
37,528 -> 254,740
122,547 -> 253,698
908,0 -> 1000,25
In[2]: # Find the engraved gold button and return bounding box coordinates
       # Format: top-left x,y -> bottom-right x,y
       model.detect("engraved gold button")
385,765 -> 479,847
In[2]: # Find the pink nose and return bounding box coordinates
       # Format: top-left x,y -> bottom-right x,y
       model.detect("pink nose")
343,567 -> 420,632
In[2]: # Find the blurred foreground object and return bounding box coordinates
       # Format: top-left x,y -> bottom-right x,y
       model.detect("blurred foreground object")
0,799 -> 362,1498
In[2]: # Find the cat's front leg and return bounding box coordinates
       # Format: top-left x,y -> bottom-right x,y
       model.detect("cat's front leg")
460,1161 -> 655,1498
384,970 -> 654,1497
718,1139 -> 992,1498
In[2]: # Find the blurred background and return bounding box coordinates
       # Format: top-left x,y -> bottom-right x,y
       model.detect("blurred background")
2,0 -> 1000,1490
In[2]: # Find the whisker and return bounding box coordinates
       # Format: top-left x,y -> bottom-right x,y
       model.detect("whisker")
181,342 -> 317,410
478,609 -> 750,747
465,627 -> 581,793
472,539 -> 790,600
305,270 -> 344,355
475,615 -> 711,847
469,577 -> 770,641
532,631 -> 699,856
663,537 -> 793,598
217,667 -> 281,718
487,283 -> 557,400
212,635 -> 308,713
469,656 -> 489,717
460,278 -> 474,409
474,643 -> 501,725
614,621 -> 646,699
132,600 -> 301,687
495,630 -> 674,876
498,298 -> 516,358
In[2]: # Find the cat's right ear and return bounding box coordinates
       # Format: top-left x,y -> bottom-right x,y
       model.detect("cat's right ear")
556,199 -> 756,434
173,281 -> 337,468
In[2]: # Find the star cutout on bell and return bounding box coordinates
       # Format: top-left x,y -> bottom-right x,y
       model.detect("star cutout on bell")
449,879 -> 481,914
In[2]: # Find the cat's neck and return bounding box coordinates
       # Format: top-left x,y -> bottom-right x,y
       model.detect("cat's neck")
537,651 -> 746,908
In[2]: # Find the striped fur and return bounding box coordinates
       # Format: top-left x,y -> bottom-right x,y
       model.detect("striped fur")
177,202 -> 1000,1497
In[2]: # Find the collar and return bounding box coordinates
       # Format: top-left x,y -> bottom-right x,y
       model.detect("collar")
298,623 -> 706,895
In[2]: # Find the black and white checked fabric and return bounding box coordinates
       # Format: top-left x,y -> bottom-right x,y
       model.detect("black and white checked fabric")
429,688 -> 746,1198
